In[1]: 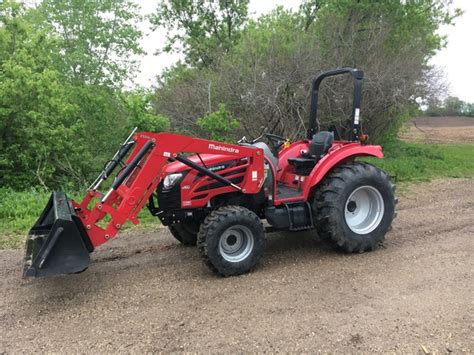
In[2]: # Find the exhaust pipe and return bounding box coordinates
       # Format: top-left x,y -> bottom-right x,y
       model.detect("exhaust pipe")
23,192 -> 93,278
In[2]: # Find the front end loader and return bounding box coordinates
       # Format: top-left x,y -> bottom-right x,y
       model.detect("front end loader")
23,67 -> 396,278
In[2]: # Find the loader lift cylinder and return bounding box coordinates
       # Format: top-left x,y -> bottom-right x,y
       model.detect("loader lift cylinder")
101,140 -> 154,203
90,127 -> 137,191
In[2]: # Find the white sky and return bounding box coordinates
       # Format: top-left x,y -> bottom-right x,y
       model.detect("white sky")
430,0 -> 474,102
135,0 -> 474,102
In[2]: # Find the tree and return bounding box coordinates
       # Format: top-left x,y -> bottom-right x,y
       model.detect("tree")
38,0 -> 144,87
0,1 -> 78,188
153,0 -> 460,142
0,1 -> 154,189
425,96 -> 474,117
122,89 -> 170,132
443,96 -> 464,116
196,103 -> 239,141
307,0 -> 461,139
150,0 -> 249,67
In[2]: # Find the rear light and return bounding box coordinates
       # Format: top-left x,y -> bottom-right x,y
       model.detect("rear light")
360,134 -> 369,142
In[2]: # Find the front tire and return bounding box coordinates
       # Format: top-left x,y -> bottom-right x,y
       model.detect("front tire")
313,162 -> 396,252
169,222 -> 199,246
198,206 -> 265,276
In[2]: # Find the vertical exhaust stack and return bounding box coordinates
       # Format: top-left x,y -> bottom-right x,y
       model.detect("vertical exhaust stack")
23,192 -> 93,278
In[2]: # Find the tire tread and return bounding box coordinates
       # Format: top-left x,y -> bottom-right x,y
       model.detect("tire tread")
197,205 -> 265,276
313,162 -> 396,252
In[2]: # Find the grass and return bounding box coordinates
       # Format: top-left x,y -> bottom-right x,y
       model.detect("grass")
364,141 -> 474,182
1,140 -> 473,249
0,188 -> 158,249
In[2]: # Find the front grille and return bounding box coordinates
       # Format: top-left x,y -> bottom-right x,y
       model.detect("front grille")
156,180 -> 181,210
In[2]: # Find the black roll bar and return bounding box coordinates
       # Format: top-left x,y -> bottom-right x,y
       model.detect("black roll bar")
307,67 -> 364,141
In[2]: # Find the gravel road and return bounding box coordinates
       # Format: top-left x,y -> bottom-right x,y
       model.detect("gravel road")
1,178 -> 473,353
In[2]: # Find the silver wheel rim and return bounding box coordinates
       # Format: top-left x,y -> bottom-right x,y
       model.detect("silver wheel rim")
219,225 -> 254,263
344,185 -> 384,234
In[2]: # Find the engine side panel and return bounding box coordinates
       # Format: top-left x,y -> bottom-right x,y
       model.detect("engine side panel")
179,158 -> 250,208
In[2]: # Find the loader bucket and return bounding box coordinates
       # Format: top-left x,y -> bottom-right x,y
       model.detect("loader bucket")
23,192 -> 93,278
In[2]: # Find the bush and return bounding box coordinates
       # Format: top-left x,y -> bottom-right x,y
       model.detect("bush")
196,104 -> 239,141
123,90 -> 170,132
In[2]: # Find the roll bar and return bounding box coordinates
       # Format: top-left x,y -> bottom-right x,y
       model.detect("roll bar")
307,67 -> 364,141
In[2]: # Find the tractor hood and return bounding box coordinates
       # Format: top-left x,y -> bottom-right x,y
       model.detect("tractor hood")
163,153 -> 240,174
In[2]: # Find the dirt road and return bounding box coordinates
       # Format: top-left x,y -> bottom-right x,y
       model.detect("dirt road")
1,178 -> 473,353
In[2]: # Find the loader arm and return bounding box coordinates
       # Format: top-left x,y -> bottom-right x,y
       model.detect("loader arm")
23,132 -> 264,277
73,132 -> 265,248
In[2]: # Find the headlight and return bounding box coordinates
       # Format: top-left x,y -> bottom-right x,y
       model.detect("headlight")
163,173 -> 183,189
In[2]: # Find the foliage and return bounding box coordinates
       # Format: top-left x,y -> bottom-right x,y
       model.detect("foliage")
150,0 -> 249,67
425,96 -> 474,117
0,0 -> 162,190
122,90 -> 170,132
0,0 -> 466,195
196,103 -> 239,141
0,0 -> 78,188
38,0 -> 144,87
153,0 -> 460,143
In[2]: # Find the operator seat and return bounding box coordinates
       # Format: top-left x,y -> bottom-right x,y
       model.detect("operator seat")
287,131 -> 334,175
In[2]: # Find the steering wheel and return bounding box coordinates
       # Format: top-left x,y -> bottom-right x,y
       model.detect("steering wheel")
264,133 -> 286,155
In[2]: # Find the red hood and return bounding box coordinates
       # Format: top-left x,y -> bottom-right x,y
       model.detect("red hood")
163,153 -> 239,174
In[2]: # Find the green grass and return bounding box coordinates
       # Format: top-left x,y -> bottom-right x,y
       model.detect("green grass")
0,188 -> 158,249
0,189 -> 51,248
1,141 -> 473,249
364,141 -> 474,182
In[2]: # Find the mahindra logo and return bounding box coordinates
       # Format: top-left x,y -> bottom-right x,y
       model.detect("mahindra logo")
208,143 -> 239,154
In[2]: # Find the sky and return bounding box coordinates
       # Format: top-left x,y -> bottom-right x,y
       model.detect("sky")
135,0 -> 474,102
430,0 -> 474,102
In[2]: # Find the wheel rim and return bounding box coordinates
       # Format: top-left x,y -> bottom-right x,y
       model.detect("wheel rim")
219,225 -> 254,263
344,185 -> 384,234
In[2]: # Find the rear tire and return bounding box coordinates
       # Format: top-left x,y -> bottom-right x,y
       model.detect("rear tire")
198,206 -> 265,276
169,222 -> 199,246
313,162 -> 396,252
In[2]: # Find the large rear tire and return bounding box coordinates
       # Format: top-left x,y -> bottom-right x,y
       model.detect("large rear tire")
198,206 -> 265,276
313,162 -> 396,252
169,222 -> 199,246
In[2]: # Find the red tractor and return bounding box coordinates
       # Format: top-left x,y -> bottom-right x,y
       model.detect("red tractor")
23,68 -> 396,278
